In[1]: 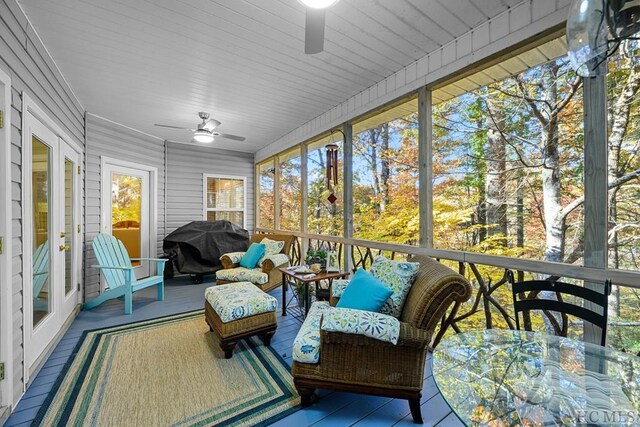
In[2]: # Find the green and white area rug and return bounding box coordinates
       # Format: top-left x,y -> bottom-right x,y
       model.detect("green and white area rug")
34,311 -> 300,426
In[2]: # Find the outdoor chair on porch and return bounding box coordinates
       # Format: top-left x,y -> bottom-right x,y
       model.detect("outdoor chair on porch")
291,254 -> 472,424
216,233 -> 294,292
84,233 -> 167,314
509,272 -> 612,346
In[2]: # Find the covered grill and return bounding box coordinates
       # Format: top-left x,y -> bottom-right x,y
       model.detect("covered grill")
163,220 -> 249,282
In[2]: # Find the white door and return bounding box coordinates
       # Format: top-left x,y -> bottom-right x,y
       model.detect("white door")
59,144 -> 82,319
101,161 -> 155,280
24,112 -> 82,373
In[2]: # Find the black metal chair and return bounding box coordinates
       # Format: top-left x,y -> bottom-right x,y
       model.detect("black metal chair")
508,271 -> 612,346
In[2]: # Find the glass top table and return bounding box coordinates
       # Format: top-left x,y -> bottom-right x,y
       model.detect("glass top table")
432,329 -> 640,426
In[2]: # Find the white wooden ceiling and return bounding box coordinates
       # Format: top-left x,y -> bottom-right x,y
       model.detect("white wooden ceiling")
18,0 -> 524,153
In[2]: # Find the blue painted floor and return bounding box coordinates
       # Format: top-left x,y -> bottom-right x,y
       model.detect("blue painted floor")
4,276 -> 459,426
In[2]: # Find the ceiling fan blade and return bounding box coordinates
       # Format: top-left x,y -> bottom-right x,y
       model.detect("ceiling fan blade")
305,8 -> 325,54
214,133 -> 246,142
166,139 -> 211,146
154,124 -> 194,131
203,118 -> 222,131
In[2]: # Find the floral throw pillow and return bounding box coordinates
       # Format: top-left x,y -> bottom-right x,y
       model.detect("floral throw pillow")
260,238 -> 285,255
322,307 -> 400,344
258,238 -> 286,267
370,255 -> 419,318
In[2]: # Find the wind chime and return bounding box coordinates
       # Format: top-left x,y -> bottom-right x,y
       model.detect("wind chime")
325,130 -> 342,204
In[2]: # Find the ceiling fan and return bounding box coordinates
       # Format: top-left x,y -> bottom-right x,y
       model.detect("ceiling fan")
154,112 -> 246,143
300,0 -> 340,54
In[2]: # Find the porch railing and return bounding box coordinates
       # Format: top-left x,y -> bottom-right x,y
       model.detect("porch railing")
257,228 -> 640,349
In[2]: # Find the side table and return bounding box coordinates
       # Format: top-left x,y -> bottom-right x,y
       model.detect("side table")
279,268 -> 349,317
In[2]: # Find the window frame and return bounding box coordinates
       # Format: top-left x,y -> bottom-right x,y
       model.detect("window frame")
202,173 -> 247,228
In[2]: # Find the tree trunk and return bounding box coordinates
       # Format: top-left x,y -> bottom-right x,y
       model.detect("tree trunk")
475,107 -> 487,244
380,124 -> 390,212
485,97 -> 508,242
368,129 -> 382,214
540,63 -> 564,263
517,172 -> 524,249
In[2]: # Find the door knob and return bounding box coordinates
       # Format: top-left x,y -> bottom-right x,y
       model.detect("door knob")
60,232 -> 66,238
59,245 -> 70,251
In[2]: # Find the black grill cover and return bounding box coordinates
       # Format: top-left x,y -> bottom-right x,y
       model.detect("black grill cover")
163,221 -> 249,275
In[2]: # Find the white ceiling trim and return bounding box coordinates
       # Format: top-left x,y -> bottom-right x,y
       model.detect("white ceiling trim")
255,0 -> 572,163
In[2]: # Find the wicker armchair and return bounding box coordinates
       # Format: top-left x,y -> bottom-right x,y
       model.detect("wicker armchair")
291,255 -> 472,424
217,233 -> 295,293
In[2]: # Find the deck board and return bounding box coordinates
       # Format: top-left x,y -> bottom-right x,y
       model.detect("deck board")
4,276 -> 453,426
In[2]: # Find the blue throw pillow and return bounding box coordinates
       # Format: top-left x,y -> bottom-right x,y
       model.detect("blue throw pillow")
240,243 -> 266,269
336,269 -> 393,312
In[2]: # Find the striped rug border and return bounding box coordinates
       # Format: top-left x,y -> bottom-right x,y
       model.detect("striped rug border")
33,310 -> 300,426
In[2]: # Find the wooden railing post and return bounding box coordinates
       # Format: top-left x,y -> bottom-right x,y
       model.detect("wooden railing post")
274,156 -> 281,231
583,72 -> 609,346
300,143 -> 309,262
418,87 -> 433,248
343,122 -> 353,273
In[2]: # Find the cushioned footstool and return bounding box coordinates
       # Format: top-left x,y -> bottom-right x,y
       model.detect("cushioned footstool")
204,282 -> 278,359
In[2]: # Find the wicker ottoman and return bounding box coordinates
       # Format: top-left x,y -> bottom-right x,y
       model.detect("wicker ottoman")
204,282 -> 278,359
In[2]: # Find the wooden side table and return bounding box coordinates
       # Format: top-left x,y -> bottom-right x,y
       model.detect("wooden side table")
279,268 -> 349,317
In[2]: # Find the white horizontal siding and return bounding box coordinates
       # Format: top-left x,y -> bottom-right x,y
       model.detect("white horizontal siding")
84,114 -> 165,299
0,0 -> 84,406
166,142 -> 254,235
256,0 -> 571,162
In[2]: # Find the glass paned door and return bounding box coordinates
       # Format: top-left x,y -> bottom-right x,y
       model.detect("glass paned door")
102,162 -> 152,280
60,143 -> 81,319
64,159 -> 73,294
25,112 -> 82,375
111,173 -> 143,266
31,136 -> 52,327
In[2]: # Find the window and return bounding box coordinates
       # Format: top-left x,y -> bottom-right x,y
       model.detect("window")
307,134 -> 343,236
352,97 -> 419,245
278,148 -> 302,231
257,161 -> 275,229
204,175 -> 245,228
606,46 -> 640,352
607,49 -> 640,272
431,36 -> 584,264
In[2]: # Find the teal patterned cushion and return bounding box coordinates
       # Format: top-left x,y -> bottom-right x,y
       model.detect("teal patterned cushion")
205,282 -> 277,322
240,243 -> 266,269
292,301 -> 331,364
370,255 -> 419,318
336,269 -> 393,312
216,267 -> 268,285
321,307 -> 400,344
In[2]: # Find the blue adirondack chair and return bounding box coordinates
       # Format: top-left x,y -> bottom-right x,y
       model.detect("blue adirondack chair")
33,242 -> 49,312
84,233 -> 166,314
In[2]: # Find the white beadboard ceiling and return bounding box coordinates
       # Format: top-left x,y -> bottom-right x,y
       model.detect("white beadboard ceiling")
18,0 -> 524,153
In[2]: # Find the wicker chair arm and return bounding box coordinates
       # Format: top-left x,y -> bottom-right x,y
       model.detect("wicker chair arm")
261,254 -> 290,273
220,253 -> 243,269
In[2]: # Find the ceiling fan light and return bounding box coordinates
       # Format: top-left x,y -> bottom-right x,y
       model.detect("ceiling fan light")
298,0 -> 339,9
193,130 -> 214,143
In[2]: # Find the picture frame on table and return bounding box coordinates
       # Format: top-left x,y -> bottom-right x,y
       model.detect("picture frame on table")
326,250 -> 340,272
